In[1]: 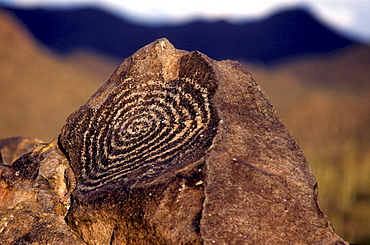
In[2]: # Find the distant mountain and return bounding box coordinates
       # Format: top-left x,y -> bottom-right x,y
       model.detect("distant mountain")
2,6 -> 358,64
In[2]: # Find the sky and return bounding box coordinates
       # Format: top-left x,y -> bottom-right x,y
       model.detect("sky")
2,0 -> 370,42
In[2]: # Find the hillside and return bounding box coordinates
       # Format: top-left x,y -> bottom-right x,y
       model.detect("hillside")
0,9 -> 369,244
0,10 -> 112,141
2,6 -> 358,65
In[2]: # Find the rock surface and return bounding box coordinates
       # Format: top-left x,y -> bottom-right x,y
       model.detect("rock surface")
0,138 -> 86,244
0,38 -> 347,244
0,137 -> 43,166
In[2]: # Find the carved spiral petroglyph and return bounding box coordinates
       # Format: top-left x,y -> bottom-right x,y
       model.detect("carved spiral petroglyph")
63,53 -> 219,191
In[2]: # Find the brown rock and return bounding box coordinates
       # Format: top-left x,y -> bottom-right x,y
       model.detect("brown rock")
0,139 -> 85,244
58,38 -> 346,244
1,38 -> 347,244
0,137 -> 43,166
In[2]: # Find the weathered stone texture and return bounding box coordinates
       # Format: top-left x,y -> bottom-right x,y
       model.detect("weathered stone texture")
0,38 -> 347,244
0,138 -> 85,244
200,59 -> 338,244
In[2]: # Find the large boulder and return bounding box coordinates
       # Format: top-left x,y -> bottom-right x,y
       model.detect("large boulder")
0,38 -> 347,244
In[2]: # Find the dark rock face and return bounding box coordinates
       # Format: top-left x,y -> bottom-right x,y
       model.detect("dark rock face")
0,39 -> 347,244
60,48 -> 218,196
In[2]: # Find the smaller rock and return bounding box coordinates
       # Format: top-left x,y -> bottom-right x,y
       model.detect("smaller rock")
0,138 -> 85,244
0,137 -> 43,166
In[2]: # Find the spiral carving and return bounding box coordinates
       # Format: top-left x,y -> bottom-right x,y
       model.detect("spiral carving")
62,52 -> 219,191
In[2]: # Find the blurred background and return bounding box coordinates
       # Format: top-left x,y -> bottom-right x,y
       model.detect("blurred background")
0,0 -> 369,243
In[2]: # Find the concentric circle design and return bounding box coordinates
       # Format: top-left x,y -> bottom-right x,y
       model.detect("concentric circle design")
60,51 -> 219,192
71,74 -> 218,191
